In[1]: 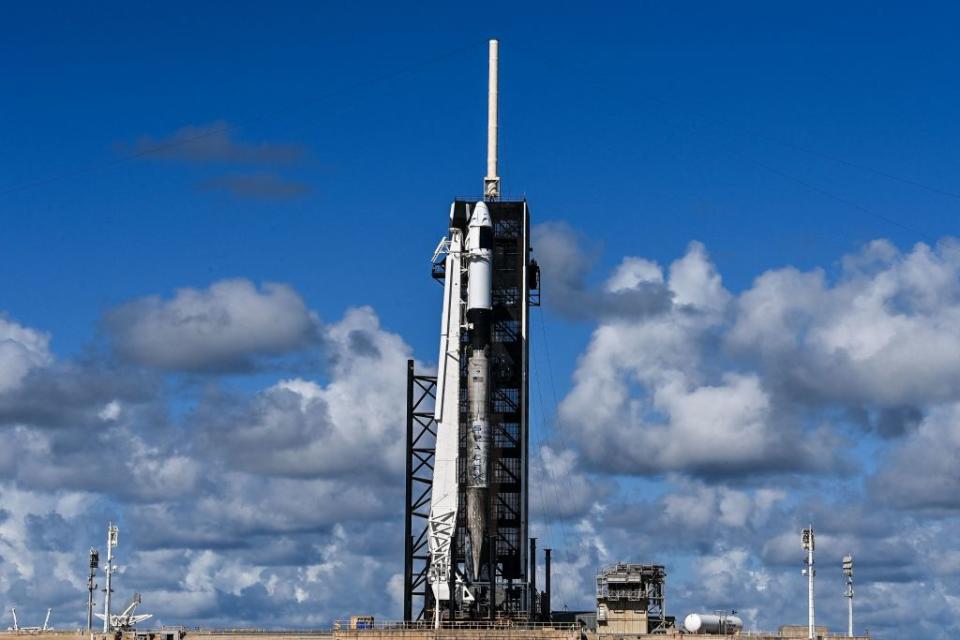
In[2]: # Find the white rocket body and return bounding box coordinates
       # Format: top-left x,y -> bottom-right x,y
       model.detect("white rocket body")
465,201 -> 493,579
427,39 -> 500,623
427,221 -> 464,621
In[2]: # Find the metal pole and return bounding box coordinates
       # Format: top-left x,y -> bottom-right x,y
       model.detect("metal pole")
544,548 -> 552,623
801,527 -> 816,639
488,533 -> 496,621
848,592 -> 853,637
103,524 -> 117,634
843,554 -> 854,638
529,538 -> 537,619
807,529 -> 815,639
87,548 -> 98,633
87,573 -> 94,632
808,545 -> 814,639
403,360 -> 414,622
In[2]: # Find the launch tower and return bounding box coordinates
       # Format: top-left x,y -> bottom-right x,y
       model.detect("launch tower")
402,40 -> 541,624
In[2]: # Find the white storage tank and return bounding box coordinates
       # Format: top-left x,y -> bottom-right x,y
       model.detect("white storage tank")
683,613 -> 743,634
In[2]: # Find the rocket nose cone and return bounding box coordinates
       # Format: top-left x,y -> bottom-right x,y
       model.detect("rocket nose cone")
471,201 -> 492,227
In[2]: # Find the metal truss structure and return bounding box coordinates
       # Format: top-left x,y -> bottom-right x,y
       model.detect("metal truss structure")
403,361 -> 438,622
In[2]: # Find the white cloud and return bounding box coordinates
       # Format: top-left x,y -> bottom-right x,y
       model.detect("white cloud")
668,241 -> 731,312
730,239 -> 960,406
106,279 -> 319,371
558,236 -> 960,479
530,445 -> 608,520
661,480 -> 786,530
201,306 -> 413,479
98,400 -> 122,422
0,315 -> 52,393
559,242 -> 832,476
533,222 -> 673,320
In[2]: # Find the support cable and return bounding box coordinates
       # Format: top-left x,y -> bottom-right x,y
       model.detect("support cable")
641,101 -> 940,245
535,306 -> 590,610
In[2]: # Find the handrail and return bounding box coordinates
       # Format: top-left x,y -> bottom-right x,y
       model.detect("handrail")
331,621 -> 578,631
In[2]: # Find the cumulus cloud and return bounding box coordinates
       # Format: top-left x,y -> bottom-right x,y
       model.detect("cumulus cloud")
0,360 -> 157,429
556,236 -> 960,478
0,300 -> 416,628
870,403 -> 960,511
660,480 -> 786,530
558,242 -> 835,477
693,547 -> 771,613
533,229 -> 960,634
729,239 -> 960,407
533,222 -> 673,320
545,516 -> 612,610
530,446 -> 610,521
105,279 -> 320,372
0,315 -> 52,393
196,306 -> 411,478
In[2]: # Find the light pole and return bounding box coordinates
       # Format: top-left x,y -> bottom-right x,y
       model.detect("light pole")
801,527 -> 815,639
87,548 -> 99,632
843,554 -> 854,637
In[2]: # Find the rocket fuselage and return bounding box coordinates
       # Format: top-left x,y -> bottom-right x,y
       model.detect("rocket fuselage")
465,201 -> 493,579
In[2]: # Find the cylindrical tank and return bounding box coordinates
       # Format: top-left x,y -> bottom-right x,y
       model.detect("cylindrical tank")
683,613 -> 743,634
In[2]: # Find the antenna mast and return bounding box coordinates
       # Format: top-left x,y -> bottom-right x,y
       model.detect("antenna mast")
483,39 -> 500,200
801,526 -> 816,639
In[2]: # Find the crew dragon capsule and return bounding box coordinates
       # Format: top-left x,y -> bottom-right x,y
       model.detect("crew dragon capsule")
465,200 -> 493,580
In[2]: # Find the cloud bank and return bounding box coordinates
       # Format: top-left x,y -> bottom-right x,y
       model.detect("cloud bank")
3,236 -> 960,637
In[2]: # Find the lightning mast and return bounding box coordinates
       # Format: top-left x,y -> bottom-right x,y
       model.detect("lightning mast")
484,39 -> 500,200
102,523 -> 118,633
87,548 -> 99,633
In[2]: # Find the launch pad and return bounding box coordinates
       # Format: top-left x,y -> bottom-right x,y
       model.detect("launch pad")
400,37 -> 543,626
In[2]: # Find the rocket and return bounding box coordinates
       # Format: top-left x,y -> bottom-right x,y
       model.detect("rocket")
465,36 -> 499,581
426,40 -> 500,620
465,200 -> 493,579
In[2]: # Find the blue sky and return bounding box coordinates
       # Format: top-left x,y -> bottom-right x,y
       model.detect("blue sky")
6,1 -> 960,358
3,2 -> 960,638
